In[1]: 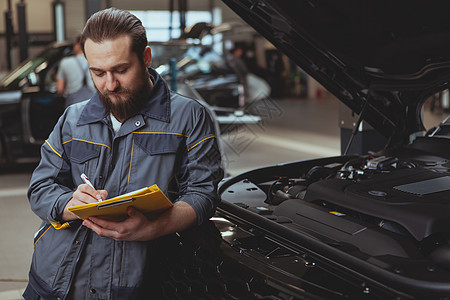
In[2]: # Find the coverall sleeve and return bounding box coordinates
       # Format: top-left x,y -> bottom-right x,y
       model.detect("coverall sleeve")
176,106 -> 224,225
27,113 -> 74,224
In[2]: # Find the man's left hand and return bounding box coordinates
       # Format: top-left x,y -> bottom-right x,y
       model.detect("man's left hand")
83,201 -> 197,242
83,206 -> 152,241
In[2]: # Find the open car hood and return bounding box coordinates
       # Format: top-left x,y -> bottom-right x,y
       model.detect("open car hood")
222,0 -> 450,146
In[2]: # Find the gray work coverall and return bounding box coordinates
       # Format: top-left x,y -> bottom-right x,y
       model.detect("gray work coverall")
24,69 -> 223,299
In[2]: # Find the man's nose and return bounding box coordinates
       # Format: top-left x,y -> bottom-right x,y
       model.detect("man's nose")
106,73 -> 119,91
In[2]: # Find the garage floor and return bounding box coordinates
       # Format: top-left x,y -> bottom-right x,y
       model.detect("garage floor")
0,95 -> 447,299
222,95 -> 341,176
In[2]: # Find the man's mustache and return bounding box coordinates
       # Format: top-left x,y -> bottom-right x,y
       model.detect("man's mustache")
103,87 -> 131,96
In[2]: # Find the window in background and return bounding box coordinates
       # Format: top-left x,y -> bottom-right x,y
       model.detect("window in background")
130,10 -> 212,43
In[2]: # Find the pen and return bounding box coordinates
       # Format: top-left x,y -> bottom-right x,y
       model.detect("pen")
81,173 -> 103,202
80,173 -> 95,189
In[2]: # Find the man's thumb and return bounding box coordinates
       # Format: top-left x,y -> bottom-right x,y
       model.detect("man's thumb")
127,206 -> 136,216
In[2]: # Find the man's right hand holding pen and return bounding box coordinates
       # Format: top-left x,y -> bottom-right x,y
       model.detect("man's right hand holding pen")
61,173 -> 108,221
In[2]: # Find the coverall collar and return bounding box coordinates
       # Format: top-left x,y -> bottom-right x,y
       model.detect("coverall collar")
77,68 -> 171,126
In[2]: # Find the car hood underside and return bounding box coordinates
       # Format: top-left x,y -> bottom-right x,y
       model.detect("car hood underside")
222,0 -> 450,146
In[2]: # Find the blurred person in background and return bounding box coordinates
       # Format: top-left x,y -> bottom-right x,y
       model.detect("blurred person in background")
229,45 -> 249,103
57,35 -> 95,107
229,45 -> 270,105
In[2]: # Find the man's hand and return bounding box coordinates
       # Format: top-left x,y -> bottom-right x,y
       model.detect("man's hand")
62,184 -> 108,221
83,206 -> 151,241
83,201 -> 197,242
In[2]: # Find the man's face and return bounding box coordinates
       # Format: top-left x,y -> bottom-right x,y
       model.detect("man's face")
84,35 -> 152,122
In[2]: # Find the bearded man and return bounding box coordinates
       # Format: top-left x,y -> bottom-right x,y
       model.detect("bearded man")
24,8 -> 223,300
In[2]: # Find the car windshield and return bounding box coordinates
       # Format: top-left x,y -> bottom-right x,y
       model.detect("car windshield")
155,45 -> 229,78
0,46 -> 63,89
181,46 -> 227,75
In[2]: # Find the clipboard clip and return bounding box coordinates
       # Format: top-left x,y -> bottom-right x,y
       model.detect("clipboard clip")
97,198 -> 135,209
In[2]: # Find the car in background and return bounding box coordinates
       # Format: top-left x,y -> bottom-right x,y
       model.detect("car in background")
154,43 -> 265,130
0,40 -> 257,166
144,1 -> 450,299
0,42 -> 71,165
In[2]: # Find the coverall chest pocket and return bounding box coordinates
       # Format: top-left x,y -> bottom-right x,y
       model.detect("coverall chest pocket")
129,133 -> 186,191
134,133 -> 186,156
66,139 -> 102,172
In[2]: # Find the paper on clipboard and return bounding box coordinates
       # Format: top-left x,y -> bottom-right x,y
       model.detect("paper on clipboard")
68,184 -> 173,221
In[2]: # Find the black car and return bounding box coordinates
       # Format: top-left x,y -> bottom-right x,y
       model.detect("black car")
145,1 -> 450,299
0,42 -> 72,164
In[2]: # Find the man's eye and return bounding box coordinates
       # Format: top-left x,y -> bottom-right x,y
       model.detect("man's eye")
94,72 -> 105,77
117,69 -> 127,74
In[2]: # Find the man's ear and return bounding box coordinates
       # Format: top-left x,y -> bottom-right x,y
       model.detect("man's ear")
143,46 -> 152,67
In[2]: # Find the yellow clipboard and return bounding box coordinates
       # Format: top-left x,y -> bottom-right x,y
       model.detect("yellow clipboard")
68,184 -> 173,221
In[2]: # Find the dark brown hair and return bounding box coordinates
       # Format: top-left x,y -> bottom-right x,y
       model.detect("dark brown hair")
80,8 -> 148,59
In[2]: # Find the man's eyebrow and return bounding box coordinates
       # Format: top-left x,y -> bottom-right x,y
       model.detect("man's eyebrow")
90,63 -> 129,72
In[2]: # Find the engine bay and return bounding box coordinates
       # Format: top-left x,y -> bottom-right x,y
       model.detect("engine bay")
219,137 -> 450,287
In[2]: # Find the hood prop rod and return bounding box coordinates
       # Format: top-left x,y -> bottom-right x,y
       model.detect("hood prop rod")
343,96 -> 371,155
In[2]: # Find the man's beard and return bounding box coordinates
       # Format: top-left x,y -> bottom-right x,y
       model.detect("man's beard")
98,69 -> 151,122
